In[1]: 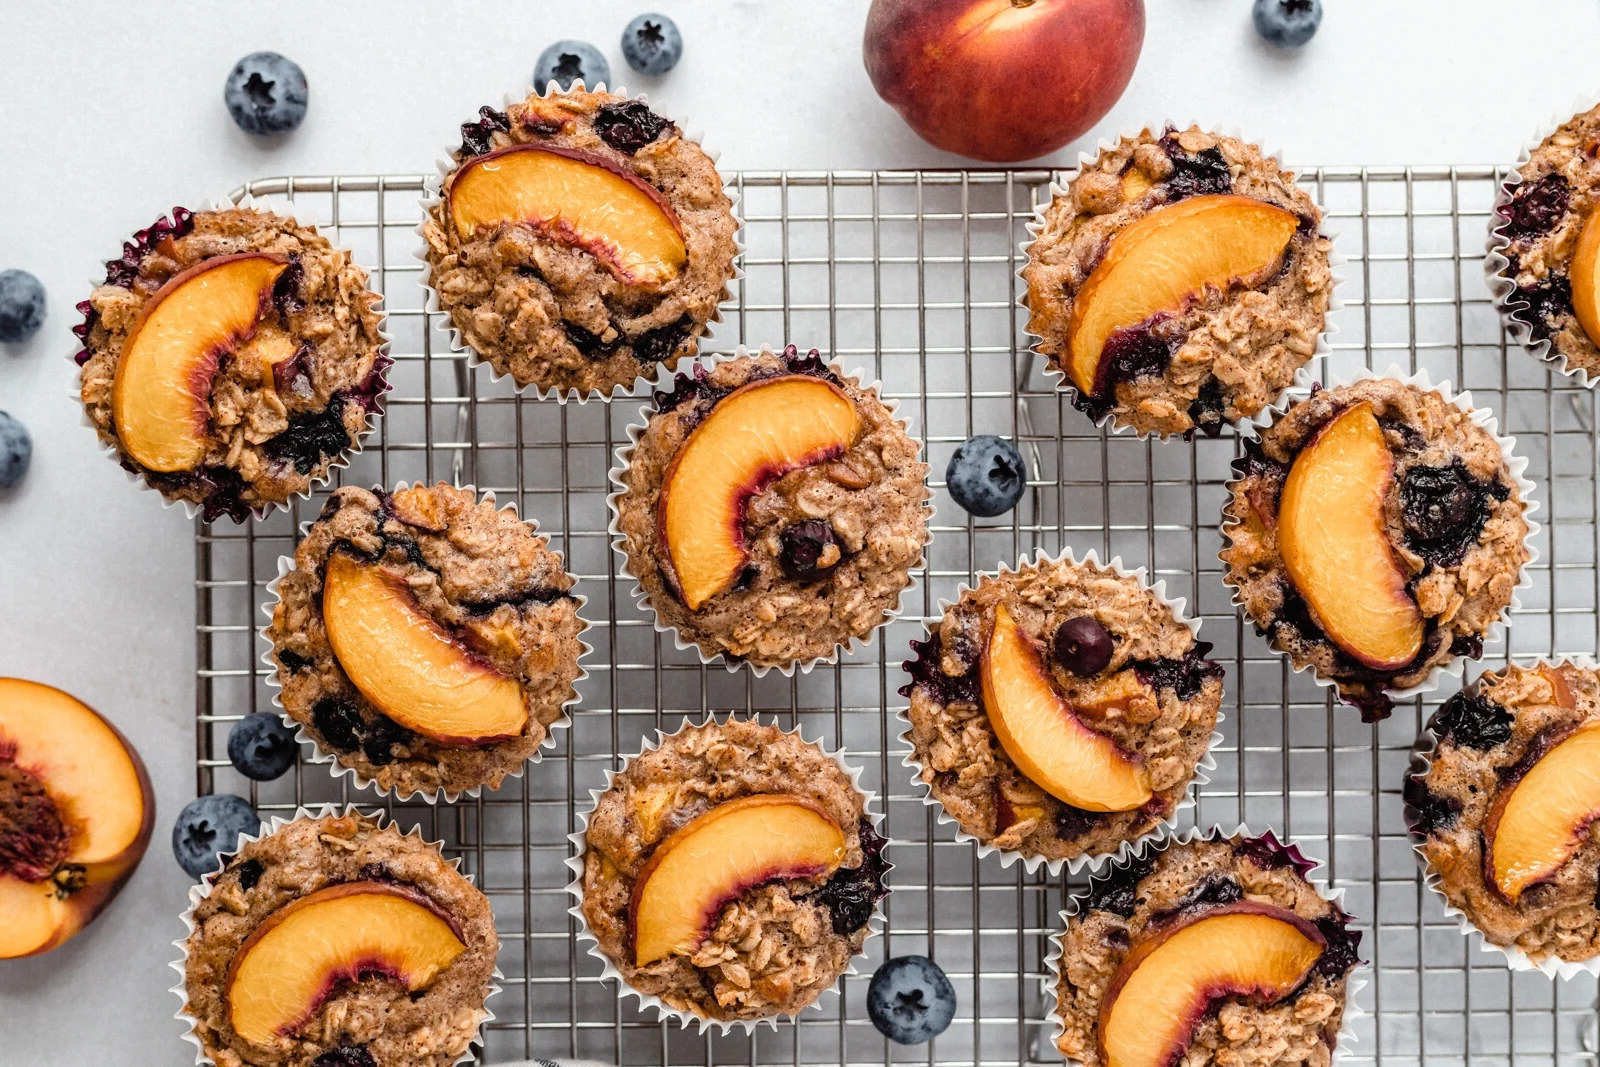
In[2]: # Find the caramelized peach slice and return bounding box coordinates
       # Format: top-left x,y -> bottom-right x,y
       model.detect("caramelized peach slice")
628,794 -> 846,966
1278,402 -> 1423,671
658,375 -> 863,610
448,144 -> 686,286
1098,902 -> 1326,1067
1066,194 -> 1298,396
1569,209 -> 1600,348
320,552 -> 527,746
1483,721 -> 1600,903
225,881 -> 465,1045
980,603 -> 1150,812
110,253 -> 287,471
0,678 -> 154,959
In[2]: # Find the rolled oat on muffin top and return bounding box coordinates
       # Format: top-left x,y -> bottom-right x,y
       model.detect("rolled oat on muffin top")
1407,661 -> 1600,967
76,206 -> 388,521
901,552 -> 1222,867
267,483 -> 586,799
1052,830 -> 1361,1067
1024,126 -> 1332,438
612,346 -> 931,670
180,811 -> 498,1067
421,87 -> 738,397
577,717 -> 887,1024
1221,377 -> 1531,721
1492,101 -> 1600,378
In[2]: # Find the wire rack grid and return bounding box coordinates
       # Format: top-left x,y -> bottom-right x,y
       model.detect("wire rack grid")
193,165 -> 1600,1066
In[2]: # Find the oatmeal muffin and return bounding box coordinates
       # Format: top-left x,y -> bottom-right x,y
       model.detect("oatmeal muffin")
76,206 -> 387,522
1491,101 -> 1600,378
1407,661 -> 1600,966
612,346 -> 930,669
1024,126 -> 1332,437
1052,831 -> 1361,1067
1221,377 -> 1530,722
421,88 -> 738,396
180,811 -> 497,1067
901,553 -> 1222,866
578,718 -> 887,1024
267,483 -> 586,798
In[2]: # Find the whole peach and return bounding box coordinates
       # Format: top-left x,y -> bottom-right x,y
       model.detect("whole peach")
863,0 -> 1145,163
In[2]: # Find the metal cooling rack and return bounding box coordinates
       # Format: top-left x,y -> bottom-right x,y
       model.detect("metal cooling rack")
195,167 -> 1600,1065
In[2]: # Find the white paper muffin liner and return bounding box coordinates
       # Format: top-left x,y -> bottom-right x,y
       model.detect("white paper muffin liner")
72,192 -> 393,523
259,481 -> 591,803
1041,823 -> 1368,1065
1218,363 -> 1540,716
416,80 -> 743,404
170,803 -> 502,1067
605,346 -> 934,677
896,546 -> 1224,877
563,713 -> 889,1034
1484,96 -> 1600,388
1018,122 -> 1344,441
1404,655 -> 1600,979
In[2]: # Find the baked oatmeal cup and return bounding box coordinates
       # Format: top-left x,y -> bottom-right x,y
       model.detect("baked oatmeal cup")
1489,100 -> 1600,382
1023,125 -> 1333,437
266,483 -> 586,799
76,205 -> 388,521
177,809 -> 498,1067
610,346 -> 931,671
1406,660 -> 1600,974
572,717 -> 888,1027
900,551 -> 1222,870
1221,373 -> 1533,722
421,86 -> 738,398
1048,828 -> 1362,1067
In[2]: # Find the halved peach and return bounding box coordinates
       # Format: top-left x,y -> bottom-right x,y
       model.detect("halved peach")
110,252 -> 287,472
1482,721 -> 1600,903
658,375 -> 863,610
224,881 -> 465,1045
980,603 -> 1150,812
447,144 -> 686,286
1278,402 -> 1424,671
1569,209 -> 1600,348
1098,901 -> 1326,1066
0,678 -> 154,959
1066,194 -> 1298,396
320,552 -> 527,746
628,794 -> 846,966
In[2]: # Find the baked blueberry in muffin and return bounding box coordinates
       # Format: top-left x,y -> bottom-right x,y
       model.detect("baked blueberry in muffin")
1024,126 -> 1332,437
422,87 -> 738,396
1408,661 -> 1600,965
1052,830 -> 1361,1066
1222,378 -> 1530,720
76,207 -> 388,520
901,553 -> 1222,865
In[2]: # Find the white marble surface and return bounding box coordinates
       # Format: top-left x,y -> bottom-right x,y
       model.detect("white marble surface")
2,0 -> 1599,1061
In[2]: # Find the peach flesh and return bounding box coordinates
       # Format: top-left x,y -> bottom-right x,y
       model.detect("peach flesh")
627,794 -> 847,966
1570,209 -> 1600,348
1483,721 -> 1600,903
657,375 -> 863,611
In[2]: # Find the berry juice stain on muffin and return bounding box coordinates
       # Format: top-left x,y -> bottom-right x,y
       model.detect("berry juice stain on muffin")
1024,126 -> 1333,437
1222,378 -> 1530,720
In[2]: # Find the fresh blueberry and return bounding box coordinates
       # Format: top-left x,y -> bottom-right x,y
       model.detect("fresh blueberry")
867,955 -> 956,1045
0,270 -> 46,343
171,794 -> 259,879
946,434 -> 1026,517
534,40 -> 611,95
226,712 -> 298,781
1053,617 -> 1114,676
621,13 -> 683,76
224,52 -> 309,135
1252,0 -> 1322,48
0,411 -> 30,489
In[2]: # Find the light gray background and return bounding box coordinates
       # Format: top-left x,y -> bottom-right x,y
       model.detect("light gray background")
3,0 -> 1600,1061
